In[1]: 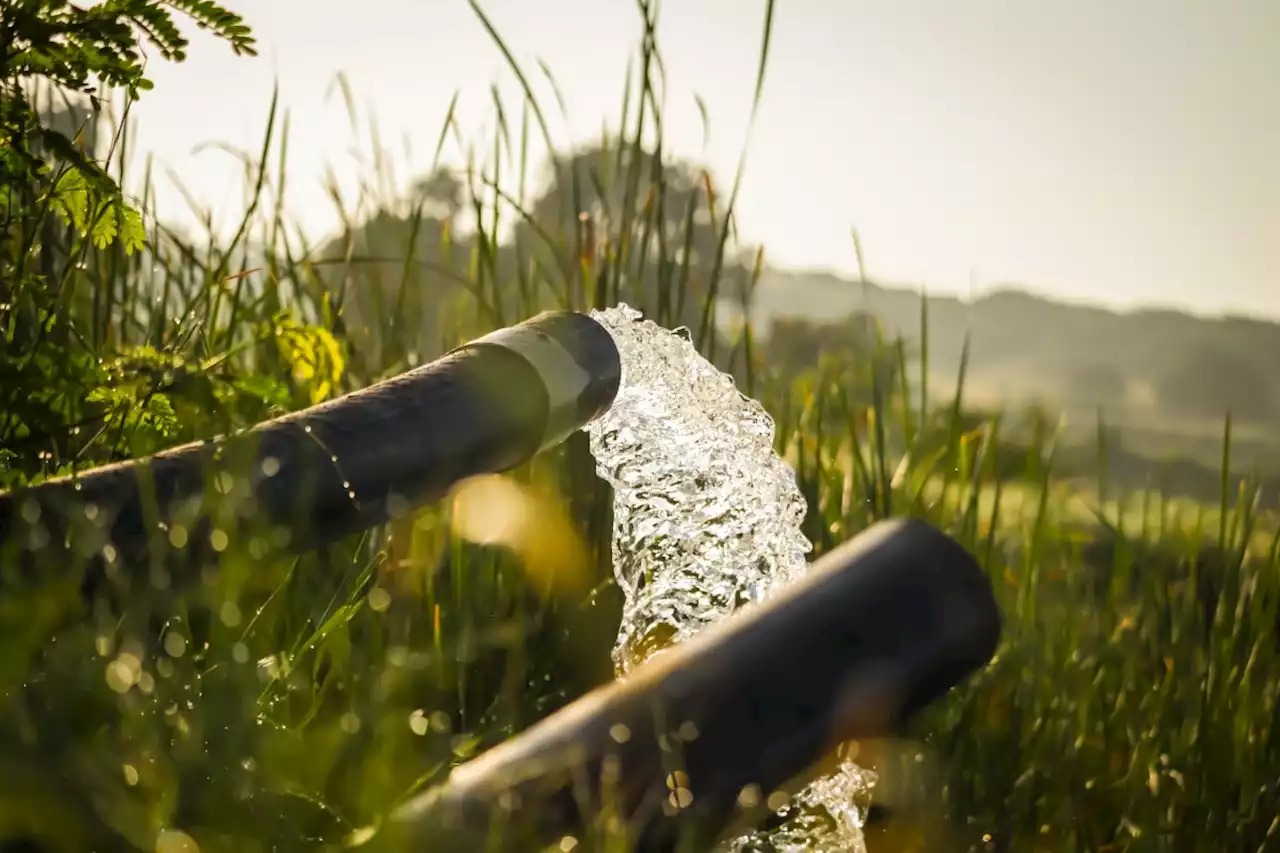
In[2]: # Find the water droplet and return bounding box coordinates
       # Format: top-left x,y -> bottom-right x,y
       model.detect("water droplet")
155,828 -> 200,853
164,632 -> 187,658
106,657 -> 137,693
367,587 -> 391,612
220,601 -> 242,628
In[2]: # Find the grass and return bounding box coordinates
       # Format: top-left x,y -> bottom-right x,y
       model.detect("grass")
2,4 -> 1280,852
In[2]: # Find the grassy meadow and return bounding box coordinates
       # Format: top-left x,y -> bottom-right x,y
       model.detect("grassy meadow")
2,5 -> 1280,852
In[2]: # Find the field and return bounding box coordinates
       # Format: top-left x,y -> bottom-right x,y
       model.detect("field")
2,4 -> 1279,852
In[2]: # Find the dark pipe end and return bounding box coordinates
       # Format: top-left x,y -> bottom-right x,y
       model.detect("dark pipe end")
464,311 -> 622,449
380,518 -> 1002,853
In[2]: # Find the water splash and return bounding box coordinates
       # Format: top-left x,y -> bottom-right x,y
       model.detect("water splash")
583,304 -> 875,852
583,304 -> 809,670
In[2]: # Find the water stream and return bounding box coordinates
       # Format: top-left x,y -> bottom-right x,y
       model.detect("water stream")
583,304 -> 875,852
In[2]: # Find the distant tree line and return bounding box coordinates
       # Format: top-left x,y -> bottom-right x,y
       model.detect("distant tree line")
319,143 -> 757,375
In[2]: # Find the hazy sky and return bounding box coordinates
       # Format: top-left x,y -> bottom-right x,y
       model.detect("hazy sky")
131,0 -> 1280,318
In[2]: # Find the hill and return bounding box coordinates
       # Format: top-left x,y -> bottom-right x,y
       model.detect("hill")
725,269 -> 1280,428
716,269 -> 1280,495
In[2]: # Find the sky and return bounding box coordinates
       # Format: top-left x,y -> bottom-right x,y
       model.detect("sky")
127,0 -> 1280,319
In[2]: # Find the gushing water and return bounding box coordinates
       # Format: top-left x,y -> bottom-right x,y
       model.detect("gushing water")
583,304 -> 876,852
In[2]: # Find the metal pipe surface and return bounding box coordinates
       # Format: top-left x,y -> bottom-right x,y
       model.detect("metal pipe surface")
370,517 -> 1001,853
0,311 -> 621,589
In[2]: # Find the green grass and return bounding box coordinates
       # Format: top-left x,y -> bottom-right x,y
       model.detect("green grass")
2,4 -> 1280,852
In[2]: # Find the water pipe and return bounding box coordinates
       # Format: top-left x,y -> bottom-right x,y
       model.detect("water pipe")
0,311 -> 621,590
368,517 -> 1002,853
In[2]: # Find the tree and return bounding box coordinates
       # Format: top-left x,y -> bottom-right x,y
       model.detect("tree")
529,144 -> 719,257
315,166 -> 472,369
1066,361 -> 1129,412
518,141 -> 751,331
763,310 -> 899,398
320,142 -> 755,370
411,166 -> 464,221
1153,343 -> 1276,424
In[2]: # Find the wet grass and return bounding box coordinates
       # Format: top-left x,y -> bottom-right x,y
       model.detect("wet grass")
2,3 -> 1279,852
